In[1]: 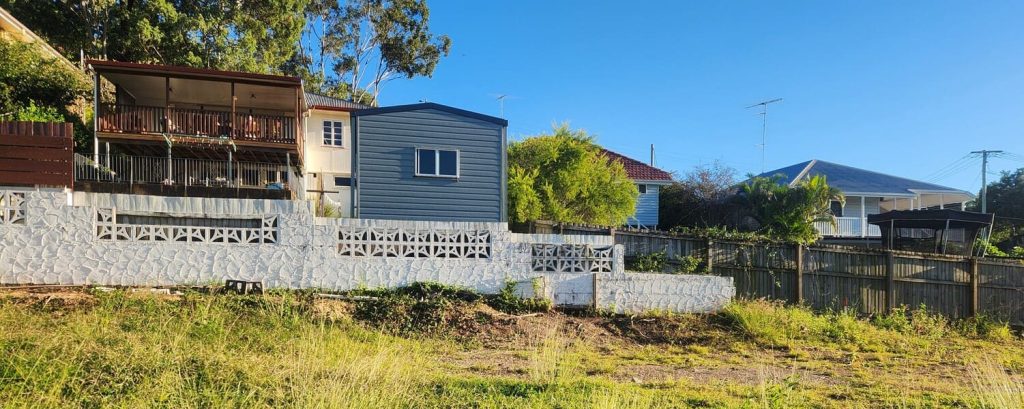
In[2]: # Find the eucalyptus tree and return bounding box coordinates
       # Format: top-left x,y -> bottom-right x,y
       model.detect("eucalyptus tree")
295,0 -> 451,105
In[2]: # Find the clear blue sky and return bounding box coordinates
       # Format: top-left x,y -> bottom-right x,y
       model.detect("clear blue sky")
376,1 -> 1024,193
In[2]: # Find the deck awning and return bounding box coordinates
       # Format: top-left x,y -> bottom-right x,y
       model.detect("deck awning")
867,209 -> 994,230
868,209 -> 994,256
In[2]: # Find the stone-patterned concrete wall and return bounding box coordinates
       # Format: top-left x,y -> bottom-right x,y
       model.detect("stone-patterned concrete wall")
599,273 -> 735,314
0,189 -> 734,313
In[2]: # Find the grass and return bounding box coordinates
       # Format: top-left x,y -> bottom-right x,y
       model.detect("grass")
1,287 -> 1023,408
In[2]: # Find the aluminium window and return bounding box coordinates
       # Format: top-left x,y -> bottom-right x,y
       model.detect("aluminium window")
415,148 -> 459,178
334,176 -> 352,187
322,120 -> 344,146
637,184 -> 648,194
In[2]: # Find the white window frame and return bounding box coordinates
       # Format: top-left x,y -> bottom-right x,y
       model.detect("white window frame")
322,120 -> 344,147
414,148 -> 460,178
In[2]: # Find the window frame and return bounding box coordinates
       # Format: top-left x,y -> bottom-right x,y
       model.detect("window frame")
414,148 -> 460,179
637,184 -> 648,194
321,120 -> 345,148
333,176 -> 352,187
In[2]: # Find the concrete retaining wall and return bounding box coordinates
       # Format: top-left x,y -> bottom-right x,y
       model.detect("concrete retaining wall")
0,189 -> 734,313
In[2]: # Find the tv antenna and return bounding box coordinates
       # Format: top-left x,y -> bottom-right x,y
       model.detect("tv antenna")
746,98 -> 783,173
495,94 -> 507,118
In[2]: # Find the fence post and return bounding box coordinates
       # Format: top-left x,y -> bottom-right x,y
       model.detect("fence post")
885,251 -> 896,313
970,257 -> 979,317
706,240 -> 714,273
795,245 -> 804,305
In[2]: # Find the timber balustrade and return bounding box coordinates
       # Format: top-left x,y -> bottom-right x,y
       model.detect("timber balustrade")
98,104 -> 296,144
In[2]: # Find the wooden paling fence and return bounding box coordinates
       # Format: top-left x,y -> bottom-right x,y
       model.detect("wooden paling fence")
528,221 -> 1024,324
0,121 -> 74,187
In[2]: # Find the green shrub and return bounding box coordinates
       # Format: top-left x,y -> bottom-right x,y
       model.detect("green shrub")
12,101 -> 64,122
954,315 -> 1014,342
627,252 -> 668,272
348,282 -> 482,336
486,281 -> 552,315
872,305 -> 912,333
674,255 -> 706,274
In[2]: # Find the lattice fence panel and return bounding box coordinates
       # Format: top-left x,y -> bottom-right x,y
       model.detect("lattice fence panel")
337,226 -> 492,259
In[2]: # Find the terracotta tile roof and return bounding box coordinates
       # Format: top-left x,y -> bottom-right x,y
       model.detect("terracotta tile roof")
600,148 -> 673,182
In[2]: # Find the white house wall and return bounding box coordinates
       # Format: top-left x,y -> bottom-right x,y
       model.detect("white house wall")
0,189 -> 733,314
303,109 -> 353,215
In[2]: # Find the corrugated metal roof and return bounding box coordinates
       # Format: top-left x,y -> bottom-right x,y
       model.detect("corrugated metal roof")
304,92 -> 371,110
600,149 -> 673,182
757,159 -> 973,197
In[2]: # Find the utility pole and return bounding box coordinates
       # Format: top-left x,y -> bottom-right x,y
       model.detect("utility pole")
746,98 -> 783,173
971,150 -> 1003,213
650,144 -> 655,167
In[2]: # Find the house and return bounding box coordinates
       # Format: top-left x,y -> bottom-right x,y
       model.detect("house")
352,103 -> 508,222
77,60 -> 508,221
757,159 -> 974,239
302,92 -> 370,216
600,149 -> 673,228
84,60 -> 303,200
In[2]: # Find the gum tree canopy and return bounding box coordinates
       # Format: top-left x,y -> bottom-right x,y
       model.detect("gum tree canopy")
508,125 -> 638,226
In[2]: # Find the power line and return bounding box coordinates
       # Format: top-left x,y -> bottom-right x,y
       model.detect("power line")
925,155 -> 978,182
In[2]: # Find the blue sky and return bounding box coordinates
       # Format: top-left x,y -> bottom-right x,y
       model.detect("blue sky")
375,1 -> 1024,193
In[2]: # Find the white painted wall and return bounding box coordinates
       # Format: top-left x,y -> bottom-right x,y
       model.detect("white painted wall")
0,190 -> 734,313
303,109 -> 353,215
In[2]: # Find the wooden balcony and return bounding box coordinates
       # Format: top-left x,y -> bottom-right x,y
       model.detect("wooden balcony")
98,104 -> 297,146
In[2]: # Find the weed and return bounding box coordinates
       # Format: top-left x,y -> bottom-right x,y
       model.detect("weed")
486,280 -> 552,315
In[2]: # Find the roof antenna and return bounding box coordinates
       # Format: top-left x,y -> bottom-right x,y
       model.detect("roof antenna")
650,144 -> 655,167
495,94 -> 506,118
746,98 -> 783,173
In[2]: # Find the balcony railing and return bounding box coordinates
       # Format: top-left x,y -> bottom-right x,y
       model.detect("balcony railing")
98,104 -> 296,144
814,217 -> 881,238
74,153 -> 290,191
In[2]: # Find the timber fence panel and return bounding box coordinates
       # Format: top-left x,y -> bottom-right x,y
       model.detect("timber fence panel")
615,231 -> 704,260
524,224 -> 1024,321
977,260 -> 1024,325
892,254 -> 971,318
803,248 -> 887,314
711,241 -> 798,301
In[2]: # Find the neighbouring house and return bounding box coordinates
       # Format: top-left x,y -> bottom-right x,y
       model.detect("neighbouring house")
84,60 -> 303,200
77,60 -> 508,221
758,159 -> 974,239
600,149 -> 673,229
353,103 -> 508,222
302,92 -> 370,216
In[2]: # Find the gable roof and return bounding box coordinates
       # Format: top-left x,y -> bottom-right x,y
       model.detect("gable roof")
1,7 -> 82,74
351,102 -> 508,126
305,92 -> 370,111
600,149 -> 673,182
757,159 -> 973,197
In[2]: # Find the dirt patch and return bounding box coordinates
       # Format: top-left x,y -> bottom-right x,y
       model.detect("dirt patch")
0,287 -> 98,311
613,362 -> 841,387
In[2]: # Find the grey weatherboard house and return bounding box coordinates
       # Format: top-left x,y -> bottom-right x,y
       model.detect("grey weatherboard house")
351,103 -> 508,222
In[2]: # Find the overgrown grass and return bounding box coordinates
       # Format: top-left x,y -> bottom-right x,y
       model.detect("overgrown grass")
0,290 -> 428,407
1,288 -> 1022,408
